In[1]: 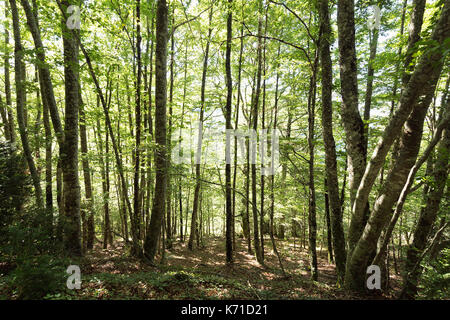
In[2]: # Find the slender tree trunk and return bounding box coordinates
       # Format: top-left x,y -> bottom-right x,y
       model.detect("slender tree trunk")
4,1 -> 16,143
251,0 -> 264,265
79,94 -> 95,249
178,38 -> 188,243
166,9 -> 175,248
232,11 -> 245,254
400,117 -> 450,299
225,0 -> 234,264
324,179 -> 334,264
259,12 -> 268,263
337,0 -> 367,257
60,0 -> 82,256
344,1 -> 450,291
10,0 -> 43,210
319,0 -> 346,284
21,0 -> 64,145
307,56 -> 319,281
131,0 -> 143,250
189,7 -> 213,251
269,49 -> 285,275
363,5 -> 381,152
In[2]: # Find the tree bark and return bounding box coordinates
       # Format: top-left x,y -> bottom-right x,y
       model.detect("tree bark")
337,0 -> 367,257
4,1 -> 16,143
344,2 -> 450,290
251,0 -> 263,265
319,0 -> 347,284
133,0 -> 143,249
144,0 -> 168,264
10,0 -> 43,210
189,7 -> 213,251
60,0 -> 82,256
79,94 -> 95,250
225,0 -> 234,264
400,121 -> 450,299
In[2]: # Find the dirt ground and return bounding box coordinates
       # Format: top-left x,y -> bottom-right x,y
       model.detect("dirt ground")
61,237 -> 402,300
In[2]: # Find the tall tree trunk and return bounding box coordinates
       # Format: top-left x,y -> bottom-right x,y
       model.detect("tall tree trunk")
4,1 -> 16,143
374,82 -> 450,266
319,0 -> 347,284
232,10 -> 245,253
189,7 -> 213,251
144,0 -> 168,264
166,9 -> 175,248
9,0 -> 43,210
269,48 -> 285,275
178,38 -> 188,243
251,0 -> 263,265
324,179 -> 334,264
307,55 -> 319,281
259,12 -> 268,263
79,94 -> 95,250
344,2 -> 450,291
225,0 -> 234,264
21,0 -> 64,145
400,113 -> 450,299
61,0 -> 82,256
363,4 -> 381,152
133,0 -> 143,249
337,0 -> 367,257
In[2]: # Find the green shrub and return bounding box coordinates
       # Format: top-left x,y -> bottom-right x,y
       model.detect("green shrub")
419,248 -> 450,299
0,141 -> 31,248
11,255 -> 68,300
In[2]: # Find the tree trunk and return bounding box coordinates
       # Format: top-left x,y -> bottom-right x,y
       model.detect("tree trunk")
10,0 -> 43,210
344,1 -> 450,291
324,179 -> 334,264
319,0 -> 346,284
225,0 -> 234,265
4,1 -> 16,144
133,0 -> 143,249
189,7 -> 213,251
144,0 -> 168,264
251,0 -> 263,265
79,94 -> 95,250
400,122 -> 450,299
337,0 -> 367,257
307,56 -> 319,281
61,0 -> 82,256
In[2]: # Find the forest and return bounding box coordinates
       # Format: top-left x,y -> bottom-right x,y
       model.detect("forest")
0,0 -> 449,301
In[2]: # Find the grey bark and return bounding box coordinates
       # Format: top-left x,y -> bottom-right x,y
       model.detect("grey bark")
144,0 -> 168,264
225,0 -> 233,264
9,0 -> 43,209
319,0 -> 346,284
4,1 -> 16,143
337,0 -> 367,257
189,7 -> 213,251
344,1 -> 450,290
345,2 -> 450,287
61,0 -> 82,256
400,123 -> 450,299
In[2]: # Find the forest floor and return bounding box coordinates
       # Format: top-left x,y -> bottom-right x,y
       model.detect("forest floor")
46,237 -> 403,300
0,237 -> 404,300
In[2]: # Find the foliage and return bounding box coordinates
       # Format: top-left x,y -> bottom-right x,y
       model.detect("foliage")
9,255 -> 68,300
419,248 -> 450,299
0,141 -> 31,247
